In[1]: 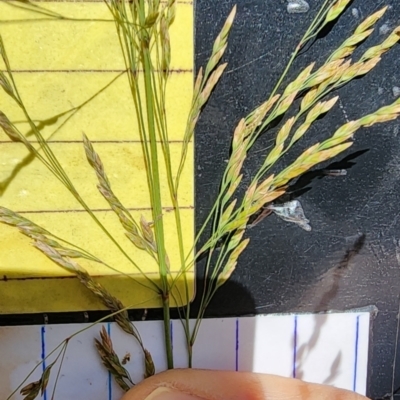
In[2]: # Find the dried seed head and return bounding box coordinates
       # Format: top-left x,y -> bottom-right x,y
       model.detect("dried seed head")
307,97 -> 339,123
300,88 -> 318,111
227,229 -> 245,252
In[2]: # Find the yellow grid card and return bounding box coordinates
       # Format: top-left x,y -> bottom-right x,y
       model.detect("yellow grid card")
0,1 -> 194,313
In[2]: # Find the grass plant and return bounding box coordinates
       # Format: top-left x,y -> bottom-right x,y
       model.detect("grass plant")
1,0 -> 400,398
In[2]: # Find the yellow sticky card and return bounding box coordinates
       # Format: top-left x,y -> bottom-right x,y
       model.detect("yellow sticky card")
0,1 -> 194,313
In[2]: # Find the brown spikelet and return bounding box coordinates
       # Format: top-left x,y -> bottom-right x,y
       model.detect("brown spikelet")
0,111 -> 23,142
95,326 -> 134,392
20,362 -> 55,400
0,72 -> 14,97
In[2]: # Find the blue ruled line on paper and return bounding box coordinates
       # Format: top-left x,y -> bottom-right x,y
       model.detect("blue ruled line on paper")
107,323 -> 112,400
235,318 -> 239,371
41,326 -> 47,400
353,315 -> 360,392
170,320 -> 174,353
293,315 -> 298,378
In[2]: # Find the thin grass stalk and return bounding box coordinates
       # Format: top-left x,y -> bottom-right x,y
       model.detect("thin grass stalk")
269,0 -> 332,98
140,21 -> 173,373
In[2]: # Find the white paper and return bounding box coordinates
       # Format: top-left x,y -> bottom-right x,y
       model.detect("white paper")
0,311 -> 371,399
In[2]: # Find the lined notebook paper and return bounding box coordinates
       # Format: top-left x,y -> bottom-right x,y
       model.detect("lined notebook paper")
0,1 -> 194,313
0,311 -> 371,399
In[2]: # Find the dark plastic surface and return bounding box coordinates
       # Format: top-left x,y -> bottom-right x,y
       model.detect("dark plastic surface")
194,1 -> 400,398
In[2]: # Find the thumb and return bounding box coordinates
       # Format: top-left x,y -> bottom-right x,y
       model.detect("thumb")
121,369 -> 369,400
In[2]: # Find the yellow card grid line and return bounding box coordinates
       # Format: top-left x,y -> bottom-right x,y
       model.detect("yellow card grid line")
2,69 -> 193,73
25,0 -> 193,3
13,206 -> 194,214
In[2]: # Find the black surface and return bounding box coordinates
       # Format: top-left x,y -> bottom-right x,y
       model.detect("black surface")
194,0 -> 400,399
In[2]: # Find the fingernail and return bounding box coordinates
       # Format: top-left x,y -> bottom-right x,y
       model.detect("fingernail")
144,387 -> 204,400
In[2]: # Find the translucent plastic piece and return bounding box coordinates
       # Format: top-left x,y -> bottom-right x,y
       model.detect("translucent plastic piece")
270,200 -> 312,231
287,0 -> 310,14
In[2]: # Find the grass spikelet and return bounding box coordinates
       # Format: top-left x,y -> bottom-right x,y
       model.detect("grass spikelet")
140,215 -> 157,252
205,5 -> 236,77
274,91 -> 298,117
324,0 -> 352,23
283,63 -> 315,97
220,199 -> 237,226
261,116 -> 296,169
20,380 -> 40,400
144,349 -> 156,378
20,363 -> 55,400
340,56 -> 381,82
199,63 -> 228,105
83,134 -> 152,254
291,97 -> 339,145
216,238 -> 250,288
305,59 -> 344,88
95,326 -> 134,392
276,116 -> 296,146
224,174 -> 243,201
341,28 -> 374,47
244,94 -> 280,137
166,0 -> 176,26
361,27 -> 400,61
0,111 -> 23,142
329,46 -> 356,62
0,72 -> 14,97
160,16 -> 171,79
354,7 -> 388,34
